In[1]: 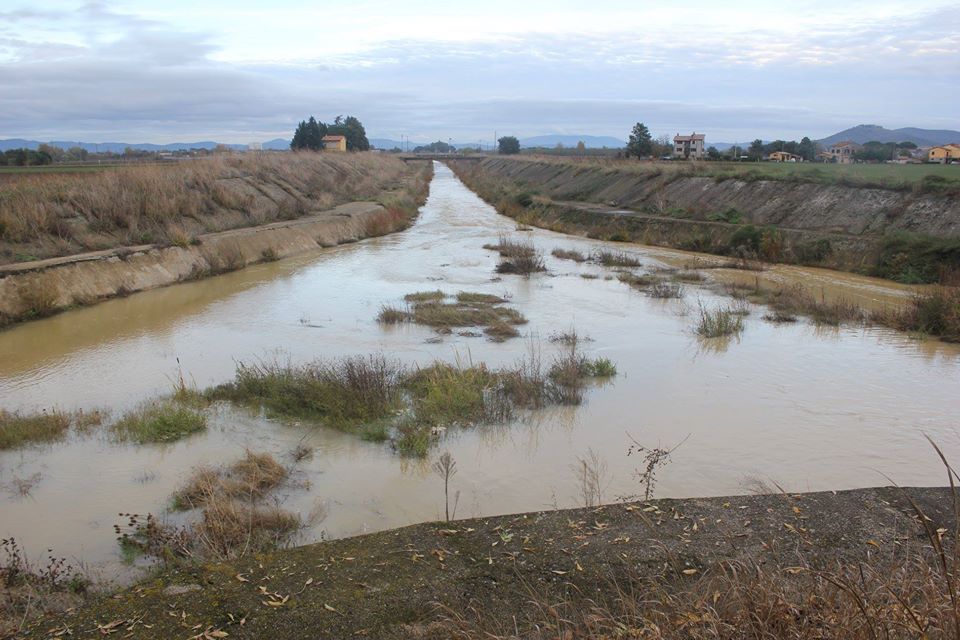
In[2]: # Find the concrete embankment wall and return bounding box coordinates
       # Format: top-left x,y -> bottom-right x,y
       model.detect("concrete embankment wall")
461,157 -> 960,238
0,202 -> 385,325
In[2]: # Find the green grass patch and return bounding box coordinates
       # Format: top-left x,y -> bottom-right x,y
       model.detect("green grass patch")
112,399 -> 207,444
695,304 -> 745,338
0,410 -> 71,449
209,356 -> 404,432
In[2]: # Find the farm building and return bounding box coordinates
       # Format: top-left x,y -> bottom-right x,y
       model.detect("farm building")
322,135 -> 347,152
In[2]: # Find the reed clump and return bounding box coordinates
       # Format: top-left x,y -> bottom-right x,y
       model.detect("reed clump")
695,303 -> 745,338
592,249 -> 641,268
875,287 -> 960,342
551,247 -> 587,262
486,236 -> 546,275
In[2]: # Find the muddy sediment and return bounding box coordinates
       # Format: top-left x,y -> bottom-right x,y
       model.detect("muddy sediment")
18,486 -> 954,638
0,202 -> 393,326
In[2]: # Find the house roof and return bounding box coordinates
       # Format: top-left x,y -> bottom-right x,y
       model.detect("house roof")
830,140 -> 860,148
322,135 -> 346,142
674,133 -> 705,142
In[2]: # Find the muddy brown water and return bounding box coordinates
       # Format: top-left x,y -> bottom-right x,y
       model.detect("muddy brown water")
1,163 -> 958,581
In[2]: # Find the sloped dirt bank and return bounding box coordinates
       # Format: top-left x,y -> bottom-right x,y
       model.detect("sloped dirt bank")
450,157 -> 960,282
0,201 -> 399,327
16,487 -> 954,639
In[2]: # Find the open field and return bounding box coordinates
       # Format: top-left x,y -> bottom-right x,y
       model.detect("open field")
0,164 -> 124,176
522,154 -> 960,191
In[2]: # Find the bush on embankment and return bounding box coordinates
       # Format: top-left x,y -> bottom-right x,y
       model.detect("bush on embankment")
0,153 -> 426,264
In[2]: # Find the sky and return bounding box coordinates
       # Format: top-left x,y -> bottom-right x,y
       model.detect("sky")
0,0 -> 958,144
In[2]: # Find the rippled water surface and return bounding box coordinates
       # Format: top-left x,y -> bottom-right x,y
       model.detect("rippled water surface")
1,163 -> 958,579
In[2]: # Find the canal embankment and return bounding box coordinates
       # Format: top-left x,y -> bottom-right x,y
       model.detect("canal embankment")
0,155 -> 431,326
449,157 -> 960,283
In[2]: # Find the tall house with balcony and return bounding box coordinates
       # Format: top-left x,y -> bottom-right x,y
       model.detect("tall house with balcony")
673,132 -> 706,159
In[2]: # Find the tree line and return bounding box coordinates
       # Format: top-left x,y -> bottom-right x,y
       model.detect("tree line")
291,115 -> 370,151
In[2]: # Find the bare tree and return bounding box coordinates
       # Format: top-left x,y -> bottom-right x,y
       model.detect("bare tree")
574,448 -> 609,507
433,451 -> 459,522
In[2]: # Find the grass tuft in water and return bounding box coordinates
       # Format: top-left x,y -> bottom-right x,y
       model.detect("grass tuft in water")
112,399 -> 207,444
0,410 -> 71,450
592,250 -> 641,268
695,303 -> 745,338
210,355 -> 404,432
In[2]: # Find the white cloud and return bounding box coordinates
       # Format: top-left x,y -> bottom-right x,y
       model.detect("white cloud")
0,0 -> 956,142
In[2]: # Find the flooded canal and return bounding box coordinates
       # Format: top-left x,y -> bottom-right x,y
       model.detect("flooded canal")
1,162 -> 958,580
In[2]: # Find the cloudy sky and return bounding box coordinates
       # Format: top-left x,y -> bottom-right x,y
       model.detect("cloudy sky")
1,0 -> 957,144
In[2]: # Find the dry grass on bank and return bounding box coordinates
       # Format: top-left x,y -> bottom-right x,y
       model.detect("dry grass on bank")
444,446 -> 960,640
0,152 -> 421,264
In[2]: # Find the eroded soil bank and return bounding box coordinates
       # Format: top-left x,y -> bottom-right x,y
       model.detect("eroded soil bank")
18,486 -> 954,639
449,157 -> 960,281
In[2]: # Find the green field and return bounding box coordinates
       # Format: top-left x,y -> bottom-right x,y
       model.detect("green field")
699,161 -> 960,188
525,155 -> 960,192
0,163 -> 121,175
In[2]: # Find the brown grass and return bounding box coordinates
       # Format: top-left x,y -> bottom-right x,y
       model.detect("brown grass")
874,287 -> 960,342
173,451 -> 288,510
444,444 -> 960,640
551,247 -> 587,262
0,153 -> 422,265
380,291 -> 527,340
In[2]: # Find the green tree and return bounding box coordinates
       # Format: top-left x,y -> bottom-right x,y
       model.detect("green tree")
626,122 -> 652,158
707,146 -> 721,160
498,136 -> 520,155
327,115 -> 369,151
748,139 -> 765,160
291,116 -> 327,151
797,137 -> 816,161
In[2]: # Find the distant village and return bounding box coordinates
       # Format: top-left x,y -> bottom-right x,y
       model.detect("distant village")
669,133 -> 960,164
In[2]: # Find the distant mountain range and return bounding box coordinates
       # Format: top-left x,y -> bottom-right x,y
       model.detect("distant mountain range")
817,125 -> 960,147
3,125 -> 956,156
0,139 -> 252,153
369,135 -> 625,151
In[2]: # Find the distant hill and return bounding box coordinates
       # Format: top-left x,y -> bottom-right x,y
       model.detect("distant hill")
818,125 -> 960,147
519,135 -> 624,149
0,139 -> 250,153
262,138 -> 291,151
